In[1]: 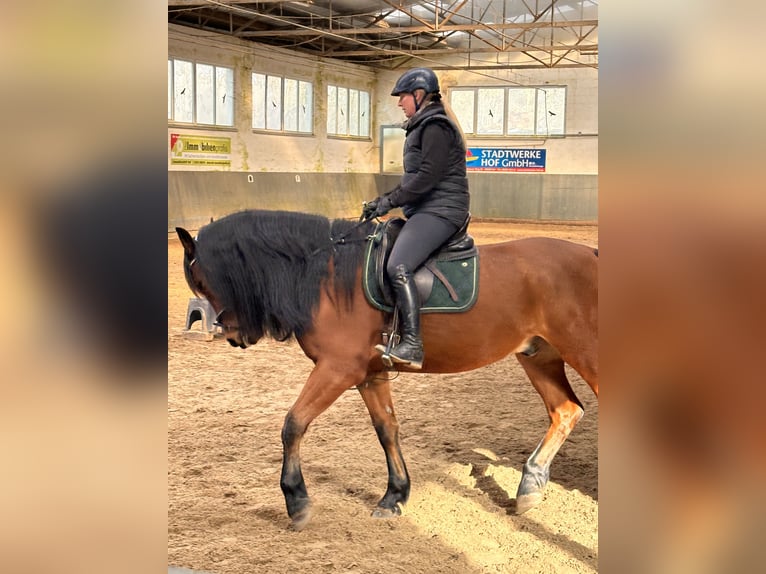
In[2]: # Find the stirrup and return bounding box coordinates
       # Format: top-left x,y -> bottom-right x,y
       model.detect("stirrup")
374,343 -> 394,367
376,308 -> 400,367
387,339 -> 424,369
389,353 -> 423,370
374,342 -> 423,369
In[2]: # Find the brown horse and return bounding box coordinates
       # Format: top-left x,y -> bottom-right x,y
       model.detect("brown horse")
176,209 -> 598,530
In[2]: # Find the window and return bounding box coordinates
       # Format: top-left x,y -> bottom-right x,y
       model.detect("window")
252,73 -> 313,134
168,58 -> 234,127
327,84 -> 370,138
451,86 -> 566,137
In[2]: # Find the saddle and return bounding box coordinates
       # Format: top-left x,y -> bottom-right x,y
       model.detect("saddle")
362,217 -> 479,314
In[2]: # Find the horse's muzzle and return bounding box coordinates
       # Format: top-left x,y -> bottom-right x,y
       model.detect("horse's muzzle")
227,337 -> 248,349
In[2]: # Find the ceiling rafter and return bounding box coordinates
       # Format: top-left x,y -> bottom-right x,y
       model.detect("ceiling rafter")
168,1 -> 598,70
549,25 -> 596,67
331,42 -> 596,57
169,0 -> 288,4
438,0 -> 468,28
502,0 -> 557,51
237,19 -> 598,37
381,0 -> 432,28
460,0 -> 504,53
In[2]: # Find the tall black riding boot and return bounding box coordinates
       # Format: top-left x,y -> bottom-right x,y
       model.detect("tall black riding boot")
387,264 -> 424,369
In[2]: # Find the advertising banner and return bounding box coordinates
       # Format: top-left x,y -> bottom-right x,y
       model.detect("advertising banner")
170,134 -> 231,166
466,147 -> 546,172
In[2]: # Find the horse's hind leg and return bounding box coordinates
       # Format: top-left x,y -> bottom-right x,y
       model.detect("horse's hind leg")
356,372 -> 410,518
514,341 -> 585,514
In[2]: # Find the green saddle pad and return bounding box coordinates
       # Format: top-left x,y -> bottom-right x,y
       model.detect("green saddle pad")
362,238 -> 479,314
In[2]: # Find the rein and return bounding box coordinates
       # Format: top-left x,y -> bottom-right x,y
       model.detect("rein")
309,219 -> 372,257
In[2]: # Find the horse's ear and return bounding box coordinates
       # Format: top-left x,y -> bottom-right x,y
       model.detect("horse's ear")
176,227 -> 196,260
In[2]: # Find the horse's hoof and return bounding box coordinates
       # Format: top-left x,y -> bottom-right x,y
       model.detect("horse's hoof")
371,504 -> 401,519
290,504 -> 313,531
515,491 -> 543,515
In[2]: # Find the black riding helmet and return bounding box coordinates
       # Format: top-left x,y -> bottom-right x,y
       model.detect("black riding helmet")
390,67 -> 440,97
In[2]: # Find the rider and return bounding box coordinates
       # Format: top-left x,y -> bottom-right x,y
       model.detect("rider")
362,67 -> 470,369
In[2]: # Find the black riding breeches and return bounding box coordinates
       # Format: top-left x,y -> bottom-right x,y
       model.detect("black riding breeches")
386,212 -> 460,279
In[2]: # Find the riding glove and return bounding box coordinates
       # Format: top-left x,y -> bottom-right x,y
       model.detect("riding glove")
361,196 -> 393,221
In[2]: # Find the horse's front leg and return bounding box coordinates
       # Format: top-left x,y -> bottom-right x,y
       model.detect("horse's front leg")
280,362 -> 357,530
356,372 -> 410,518
280,413 -> 311,528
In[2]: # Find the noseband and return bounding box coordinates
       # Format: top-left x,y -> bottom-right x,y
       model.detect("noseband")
214,308 -> 230,330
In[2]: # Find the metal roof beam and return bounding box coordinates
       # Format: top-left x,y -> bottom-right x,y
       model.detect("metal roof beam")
169,0 -> 292,5
332,43 -> 597,57
430,62 -> 597,70
238,19 -> 599,37
381,0 -> 432,28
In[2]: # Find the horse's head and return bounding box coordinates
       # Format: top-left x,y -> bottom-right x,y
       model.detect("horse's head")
176,226 -> 250,349
176,211 -> 368,348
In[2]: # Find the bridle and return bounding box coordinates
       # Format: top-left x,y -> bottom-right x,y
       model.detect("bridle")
212,308 -> 226,329
188,221 -> 374,336
308,218 -> 373,257
188,256 -> 230,331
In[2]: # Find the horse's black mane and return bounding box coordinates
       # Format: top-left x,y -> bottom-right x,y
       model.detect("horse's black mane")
193,210 -> 373,343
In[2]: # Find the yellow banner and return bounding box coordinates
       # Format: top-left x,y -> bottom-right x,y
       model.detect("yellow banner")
170,134 -> 231,166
